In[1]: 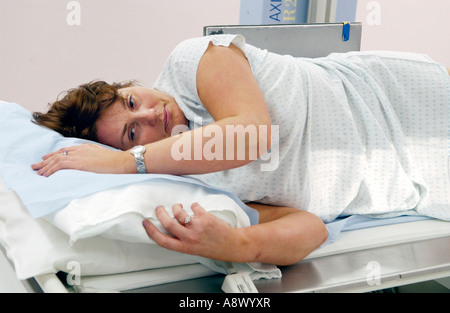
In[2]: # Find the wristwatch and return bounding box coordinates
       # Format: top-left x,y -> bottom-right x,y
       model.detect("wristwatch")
130,145 -> 147,174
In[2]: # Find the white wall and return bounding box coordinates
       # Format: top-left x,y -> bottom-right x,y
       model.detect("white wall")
0,0 -> 240,112
355,0 -> 450,66
1,0 -> 448,112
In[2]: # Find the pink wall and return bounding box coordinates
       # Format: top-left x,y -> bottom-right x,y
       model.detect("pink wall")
0,0 -> 241,112
355,0 -> 450,66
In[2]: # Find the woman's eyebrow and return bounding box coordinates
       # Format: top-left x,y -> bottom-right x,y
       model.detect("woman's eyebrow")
118,94 -> 130,149
119,93 -> 128,108
121,123 -> 128,149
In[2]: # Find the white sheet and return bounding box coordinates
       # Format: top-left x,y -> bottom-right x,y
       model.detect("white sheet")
75,264 -> 218,293
308,219 -> 450,260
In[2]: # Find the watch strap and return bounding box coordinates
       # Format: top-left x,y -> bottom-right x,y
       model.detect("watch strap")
130,146 -> 147,174
134,155 -> 146,174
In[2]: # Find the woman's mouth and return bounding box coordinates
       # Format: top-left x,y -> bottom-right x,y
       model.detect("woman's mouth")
164,106 -> 170,133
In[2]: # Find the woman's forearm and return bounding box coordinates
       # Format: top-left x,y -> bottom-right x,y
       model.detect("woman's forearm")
235,205 -> 328,265
125,116 -> 272,175
31,116 -> 272,177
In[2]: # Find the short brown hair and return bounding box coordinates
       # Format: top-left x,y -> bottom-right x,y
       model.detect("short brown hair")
33,80 -> 135,141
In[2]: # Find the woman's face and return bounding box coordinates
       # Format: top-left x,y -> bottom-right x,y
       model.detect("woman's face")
95,86 -> 188,150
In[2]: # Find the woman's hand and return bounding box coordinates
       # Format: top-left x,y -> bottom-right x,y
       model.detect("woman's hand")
143,202 -> 328,266
143,203 -> 249,263
31,143 -> 130,176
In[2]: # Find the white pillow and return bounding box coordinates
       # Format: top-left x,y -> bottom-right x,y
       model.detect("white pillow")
46,179 -> 252,244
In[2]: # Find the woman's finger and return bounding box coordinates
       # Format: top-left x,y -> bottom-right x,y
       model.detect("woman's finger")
191,202 -> 207,217
32,150 -> 69,176
142,219 -> 184,251
33,157 -> 54,175
32,146 -> 72,172
42,147 -> 70,160
172,203 -> 195,226
155,206 -> 189,238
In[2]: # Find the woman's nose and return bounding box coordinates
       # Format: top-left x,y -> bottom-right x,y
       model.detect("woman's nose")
137,108 -> 158,125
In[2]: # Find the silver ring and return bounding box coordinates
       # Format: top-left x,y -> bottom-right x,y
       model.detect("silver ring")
184,216 -> 191,224
62,150 -> 68,156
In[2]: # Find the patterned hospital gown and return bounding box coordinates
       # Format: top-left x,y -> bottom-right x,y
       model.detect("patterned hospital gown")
153,34 -> 450,223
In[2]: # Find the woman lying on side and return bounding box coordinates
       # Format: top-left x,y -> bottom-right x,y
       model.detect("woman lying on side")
32,35 -> 450,265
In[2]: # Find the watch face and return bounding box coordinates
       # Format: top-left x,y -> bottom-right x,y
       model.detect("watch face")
131,145 -> 145,154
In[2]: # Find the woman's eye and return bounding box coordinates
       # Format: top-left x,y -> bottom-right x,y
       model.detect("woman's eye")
129,96 -> 135,109
130,127 -> 135,141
